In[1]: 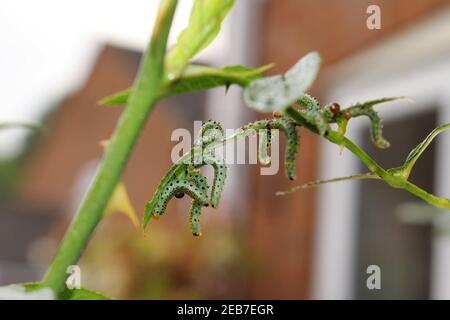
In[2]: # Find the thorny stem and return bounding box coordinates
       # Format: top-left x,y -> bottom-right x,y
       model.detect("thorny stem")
41,0 -> 179,296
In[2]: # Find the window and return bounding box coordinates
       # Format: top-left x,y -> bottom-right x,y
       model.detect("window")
355,110 -> 436,299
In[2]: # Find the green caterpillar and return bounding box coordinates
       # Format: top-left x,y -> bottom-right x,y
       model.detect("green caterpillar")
144,91 -> 407,236
320,102 -> 341,122
189,201 -> 203,236
204,154 -> 227,208
243,118 -> 299,180
187,168 -> 207,236
195,120 -> 225,148
187,170 -> 209,194
321,98 -> 400,149
190,153 -> 227,208
345,103 -> 390,149
190,121 -> 228,208
153,174 -> 209,217
145,165 -> 212,235
270,119 -> 299,180
297,94 -> 329,136
187,120 -> 225,167
258,128 -> 272,165
146,116 -> 301,235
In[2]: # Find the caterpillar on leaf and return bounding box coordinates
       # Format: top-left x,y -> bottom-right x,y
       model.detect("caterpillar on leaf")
145,116 -> 300,235
323,97 -> 403,149
195,120 -> 225,148
344,101 -> 391,149
258,128 -> 272,165
204,154 -> 227,208
144,120 -> 229,235
153,174 -> 209,217
242,118 -> 299,180
192,121 -> 228,208
189,201 -> 203,236
270,118 -> 299,180
297,94 -> 329,136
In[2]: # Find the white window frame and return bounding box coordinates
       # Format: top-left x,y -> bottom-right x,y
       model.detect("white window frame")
312,8 -> 450,299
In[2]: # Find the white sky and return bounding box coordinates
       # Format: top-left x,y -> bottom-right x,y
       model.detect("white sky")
0,0 -> 230,158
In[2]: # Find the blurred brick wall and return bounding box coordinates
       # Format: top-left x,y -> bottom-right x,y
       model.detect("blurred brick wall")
19,46 -> 190,225
247,0 -> 449,299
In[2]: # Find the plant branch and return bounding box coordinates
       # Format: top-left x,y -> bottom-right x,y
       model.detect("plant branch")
276,173 -> 380,195
285,106 -> 450,209
405,181 -> 450,209
41,0 -> 179,295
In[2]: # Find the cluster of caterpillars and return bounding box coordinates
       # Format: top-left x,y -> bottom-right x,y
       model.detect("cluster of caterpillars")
299,94 -> 393,149
145,120 -> 228,236
145,118 -> 301,236
242,118 -> 299,180
145,96 -> 392,236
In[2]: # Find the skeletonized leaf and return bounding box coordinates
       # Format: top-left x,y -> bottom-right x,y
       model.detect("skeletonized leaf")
243,51 -> 321,113
99,64 -> 271,106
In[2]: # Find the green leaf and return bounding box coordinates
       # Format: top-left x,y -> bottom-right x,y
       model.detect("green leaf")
59,287 -> 112,300
21,282 -> 112,300
165,0 -> 236,79
346,97 -> 404,109
99,63 -> 272,106
243,51 -> 321,113
143,164 -> 185,229
402,123 -> 450,176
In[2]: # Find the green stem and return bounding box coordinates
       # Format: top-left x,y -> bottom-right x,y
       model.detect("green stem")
286,107 -> 389,179
405,181 -> 450,209
41,0 -> 178,295
286,106 -> 450,208
276,173 -> 380,195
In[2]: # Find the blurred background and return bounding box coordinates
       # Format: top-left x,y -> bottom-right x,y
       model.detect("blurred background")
1,0 -> 450,299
